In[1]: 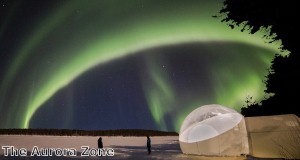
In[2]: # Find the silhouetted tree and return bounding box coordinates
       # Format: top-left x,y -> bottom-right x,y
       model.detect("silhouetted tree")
219,0 -> 300,116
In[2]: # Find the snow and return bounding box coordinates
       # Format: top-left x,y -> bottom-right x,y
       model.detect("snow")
0,135 -> 245,159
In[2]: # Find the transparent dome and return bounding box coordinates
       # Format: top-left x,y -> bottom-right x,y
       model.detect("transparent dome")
179,104 -> 243,143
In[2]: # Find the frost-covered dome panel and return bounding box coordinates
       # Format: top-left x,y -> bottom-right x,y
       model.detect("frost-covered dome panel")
180,104 -> 238,134
181,123 -> 218,143
179,104 -> 243,143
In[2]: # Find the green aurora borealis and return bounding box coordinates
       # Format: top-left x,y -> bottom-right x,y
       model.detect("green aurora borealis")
0,0 -> 287,131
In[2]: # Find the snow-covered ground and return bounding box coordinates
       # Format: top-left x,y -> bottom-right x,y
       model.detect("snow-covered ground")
0,135 -> 245,159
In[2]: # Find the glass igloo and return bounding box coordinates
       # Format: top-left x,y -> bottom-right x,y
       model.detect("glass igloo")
179,104 -> 249,156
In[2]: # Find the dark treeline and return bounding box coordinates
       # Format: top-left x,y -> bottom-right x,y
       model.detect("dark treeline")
0,129 -> 178,136
219,0 -> 300,116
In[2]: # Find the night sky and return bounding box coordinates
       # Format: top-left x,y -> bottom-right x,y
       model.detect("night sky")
0,0 -> 286,131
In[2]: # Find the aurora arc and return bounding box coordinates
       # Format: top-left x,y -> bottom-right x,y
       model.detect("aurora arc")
0,0 -> 287,130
